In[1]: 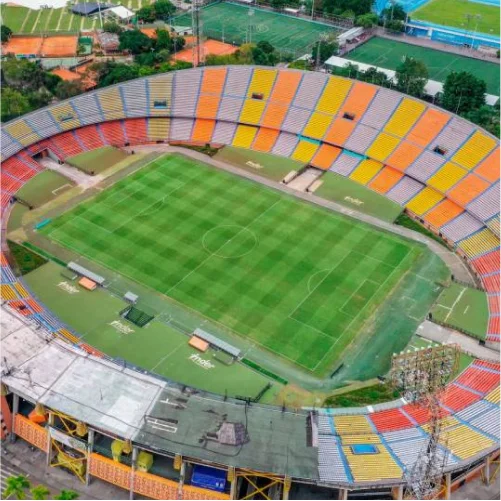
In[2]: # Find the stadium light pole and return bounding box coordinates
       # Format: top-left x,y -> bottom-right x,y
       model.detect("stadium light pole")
311,0 -> 314,21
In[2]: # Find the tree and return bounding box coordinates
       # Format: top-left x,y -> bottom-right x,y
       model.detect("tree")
43,72 -> 62,94
1,87 -> 31,122
381,4 -> 407,22
155,29 -> 173,52
3,475 -> 31,500
153,0 -> 176,20
463,104 -> 500,137
31,485 -> 50,500
27,89 -> 53,109
119,30 -> 153,54
311,40 -> 339,65
441,71 -> 486,114
395,57 -> 428,97
103,21 -> 123,34
2,58 -> 45,92
271,0 -> 286,9
355,13 -> 378,28
322,0 -> 372,17
1,24 -> 12,42
55,80 -> 84,100
360,67 -> 390,87
54,490 -> 79,500
386,19 -> 405,32
136,5 -> 155,23
100,64 -> 140,87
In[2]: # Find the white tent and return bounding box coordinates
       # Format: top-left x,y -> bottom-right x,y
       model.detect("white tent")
106,5 -> 134,21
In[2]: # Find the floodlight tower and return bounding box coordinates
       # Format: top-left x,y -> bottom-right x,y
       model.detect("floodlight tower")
191,0 -> 205,67
247,8 -> 255,45
390,344 -> 460,500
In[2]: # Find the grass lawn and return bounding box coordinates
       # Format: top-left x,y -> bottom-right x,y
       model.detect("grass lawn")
413,0 -> 500,36
7,240 -> 47,276
23,261 -> 280,400
40,153 -> 426,376
430,282 -> 489,339
7,204 -> 29,233
66,146 -> 129,175
347,37 -> 500,95
315,171 -> 403,223
324,383 -> 400,407
174,2 -> 338,56
16,171 -> 74,208
215,146 -> 305,182
395,213 -> 448,247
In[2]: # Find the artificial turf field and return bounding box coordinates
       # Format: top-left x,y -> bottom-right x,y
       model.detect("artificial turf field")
40,153 -> 425,376
347,37 -> 500,95
430,282 -> 488,339
174,2 -> 338,56
413,0 -> 500,36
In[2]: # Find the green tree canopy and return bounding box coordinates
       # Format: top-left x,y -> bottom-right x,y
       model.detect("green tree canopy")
55,80 -> 84,100
103,21 -> 123,34
395,57 -> 428,97
381,4 -> 407,22
355,13 -> 378,28
119,30 -> 153,54
323,0 -> 371,17
1,87 -> 31,122
1,24 -> 13,42
2,58 -> 45,92
441,71 -> 487,114
311,40 -> 339,64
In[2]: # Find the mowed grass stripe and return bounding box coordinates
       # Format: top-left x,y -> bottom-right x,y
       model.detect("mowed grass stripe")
42,154 -> 420,374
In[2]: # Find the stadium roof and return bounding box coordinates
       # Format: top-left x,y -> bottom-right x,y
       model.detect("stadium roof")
71,2 -> 110,16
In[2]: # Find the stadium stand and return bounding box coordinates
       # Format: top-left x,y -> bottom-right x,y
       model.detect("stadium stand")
1,67 -> 499,493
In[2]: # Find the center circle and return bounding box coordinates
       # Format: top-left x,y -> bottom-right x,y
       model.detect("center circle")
202,225 -> 258,259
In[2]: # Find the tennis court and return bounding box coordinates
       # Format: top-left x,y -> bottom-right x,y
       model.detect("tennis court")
173,39 -> 238,65
347,37 -> 500,95
2,35 -> 78,57
174,2 -> 339,56
430,282 -> 488,339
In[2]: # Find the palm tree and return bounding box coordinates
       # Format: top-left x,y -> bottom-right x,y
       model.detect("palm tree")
31,485 -> 50,500
3,475 -> 31,500
54,490 -> 79,500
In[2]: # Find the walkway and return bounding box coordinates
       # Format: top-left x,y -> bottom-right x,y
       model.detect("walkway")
417,320 -> 499,360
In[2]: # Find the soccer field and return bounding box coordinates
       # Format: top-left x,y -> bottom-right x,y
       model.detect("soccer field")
174,2 -> 338,56
41,153 -> 423,375
347,37 -> 500,95
413,0 -> 500,36
430,283 -> 488,339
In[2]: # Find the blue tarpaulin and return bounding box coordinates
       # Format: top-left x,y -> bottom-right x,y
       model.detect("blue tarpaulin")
191,465 -> 227,492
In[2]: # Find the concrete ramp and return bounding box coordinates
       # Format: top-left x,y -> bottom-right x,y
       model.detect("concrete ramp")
287,168 -> 323,192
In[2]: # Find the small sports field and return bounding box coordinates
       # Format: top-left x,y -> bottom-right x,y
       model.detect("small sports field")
66,146 -> 128,175
347,37 -> 500,95
41,153 -> 423,376
174,2 -> 338,56
412,0 -> 500,36
430,283 -> 488,339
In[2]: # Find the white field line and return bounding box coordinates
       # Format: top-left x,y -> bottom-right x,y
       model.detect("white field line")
444,287 -> 466,323
288,249 -> 352,318
339,279 -> 380,315
165,198 -> 282,296
312,247 -> 412,371
52,183 -> 72,195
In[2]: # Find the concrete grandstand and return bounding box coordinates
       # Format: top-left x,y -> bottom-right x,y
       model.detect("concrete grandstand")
1,66 -> 499,499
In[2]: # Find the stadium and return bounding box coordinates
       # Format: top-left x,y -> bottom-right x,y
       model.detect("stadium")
1,65 -> 500,499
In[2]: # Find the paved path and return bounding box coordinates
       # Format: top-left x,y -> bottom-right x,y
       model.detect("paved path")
417,320 -> 499,361
40,158 -> 106,190
126,145 -> 476,285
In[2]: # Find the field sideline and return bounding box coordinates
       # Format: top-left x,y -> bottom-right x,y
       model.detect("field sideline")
40,153 -> 427,376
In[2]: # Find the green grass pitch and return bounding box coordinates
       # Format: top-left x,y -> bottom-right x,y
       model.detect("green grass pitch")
66,146 -> 128,175
430,282 -> 488,339
174,2 -> 338,56
41,153 -> 422,375
347,37 -> 500,95
412,0 -> 500,36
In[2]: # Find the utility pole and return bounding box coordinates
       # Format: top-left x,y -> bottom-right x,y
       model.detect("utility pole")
191,0 -> 204,67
